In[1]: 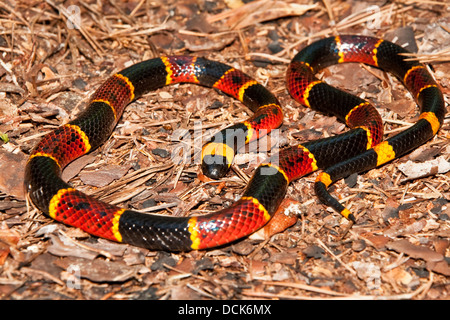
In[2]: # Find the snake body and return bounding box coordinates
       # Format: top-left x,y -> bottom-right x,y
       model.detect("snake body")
24,35 -> 445,251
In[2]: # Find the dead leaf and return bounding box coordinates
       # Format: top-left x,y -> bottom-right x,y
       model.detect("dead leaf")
386,239 -> 443,263
0,222 -> 20,246
79,164 -> 130,187
0,83 -> 25,95
385,267 -> 414,286
0,222 -> 20,266
47,234 -> 99,260
398,156 -> 450,182
262,198 -> 299,238
209,0 -> 318,30
433,238 -> 449,256
250,198 -> 299,241
249,259 -> 269,279
269,251 -> 297,265
55,256 -> 139,282
383,219 -> 427,238
0,148 -> 27,199
363,234 -> 391,250
61,153 -> 97,182
426,260 -> 450,276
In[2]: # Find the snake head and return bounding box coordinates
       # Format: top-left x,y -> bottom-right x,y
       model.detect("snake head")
201,141 -> 234,179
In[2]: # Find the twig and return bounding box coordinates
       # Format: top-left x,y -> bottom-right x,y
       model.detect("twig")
186,283 -> 218,300
264,280 -> 347,296
58,230 -> 115,260
21,267 -> 65,286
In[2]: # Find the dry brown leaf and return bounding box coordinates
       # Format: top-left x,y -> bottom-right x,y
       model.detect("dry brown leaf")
0,148 -> 27,199
61,153 -> 97,182
384,267 -> 415,286
386,239 -> 444,263
0,222 -> 20,265
398,156 -> 450,182
260,198 -> 299,239
47,234 -> 98,260
209,0 -> 318,29
426,260 -> 450,276
79,164 -> 130,187
55,256 -> 139,283
386,240 -> 450,276
383,219 -> 427,238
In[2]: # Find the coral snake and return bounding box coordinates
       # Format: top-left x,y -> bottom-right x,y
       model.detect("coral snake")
24,35 -> 445,251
